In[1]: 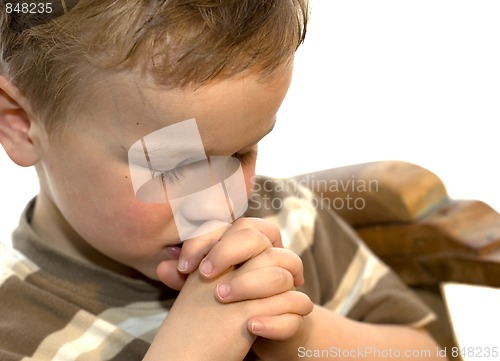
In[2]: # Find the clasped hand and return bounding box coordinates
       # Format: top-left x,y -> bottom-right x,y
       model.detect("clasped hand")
156,217 -> 314,360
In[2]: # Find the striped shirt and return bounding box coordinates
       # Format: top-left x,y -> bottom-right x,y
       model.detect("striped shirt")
0,177 -> 435,360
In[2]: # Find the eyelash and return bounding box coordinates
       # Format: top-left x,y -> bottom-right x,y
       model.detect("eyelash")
152,151 -> 254,185
153,167 -> 185,186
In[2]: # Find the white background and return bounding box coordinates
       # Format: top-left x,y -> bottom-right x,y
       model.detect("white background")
1,0 -> 500,245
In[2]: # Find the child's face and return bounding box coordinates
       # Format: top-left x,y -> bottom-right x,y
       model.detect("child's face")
33,66 -> 293,279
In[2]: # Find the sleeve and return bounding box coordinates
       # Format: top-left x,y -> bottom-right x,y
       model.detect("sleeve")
300,204 -> 436,328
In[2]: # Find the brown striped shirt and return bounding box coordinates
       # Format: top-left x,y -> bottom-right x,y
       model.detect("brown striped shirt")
0,177 -> 435,360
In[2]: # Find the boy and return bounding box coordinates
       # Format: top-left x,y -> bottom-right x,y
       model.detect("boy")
0,1 -> 441,360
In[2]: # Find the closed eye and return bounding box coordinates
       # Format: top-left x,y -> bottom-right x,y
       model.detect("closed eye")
152,167 -> 185,185
153,150 -> 254,186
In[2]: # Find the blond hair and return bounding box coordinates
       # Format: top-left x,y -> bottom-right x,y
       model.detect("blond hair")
0,0 -> 308,134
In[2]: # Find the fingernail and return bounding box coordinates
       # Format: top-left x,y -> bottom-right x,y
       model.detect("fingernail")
216,283 -> 231,300
177,259 -> 188,272
199,259 -> 213,277
251,319 -> 263,333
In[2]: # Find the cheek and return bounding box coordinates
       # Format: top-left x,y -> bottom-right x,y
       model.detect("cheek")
84,199 -> 177,260
47,156 -> 173,239
97,180 -> 177,242
115,177 -> 178,234
119,200 -> 173,230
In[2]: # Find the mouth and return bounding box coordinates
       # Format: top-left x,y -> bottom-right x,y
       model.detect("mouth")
164,242 -> 183,260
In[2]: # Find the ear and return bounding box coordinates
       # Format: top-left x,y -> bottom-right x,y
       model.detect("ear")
0,76 -> 40,167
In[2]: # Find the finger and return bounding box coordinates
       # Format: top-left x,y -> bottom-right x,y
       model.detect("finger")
225,217 -> 283,248
176,225 -> 229,274
248,314 -> 304,340
199,226 -> 273,278
156,260 -> 188,291
215,266 -> 294,303
237,247 -> 305,287
246,291 -> 314,339
250,290 -> 314,318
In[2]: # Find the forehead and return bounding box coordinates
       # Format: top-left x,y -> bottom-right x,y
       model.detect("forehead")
128,118 -> 206,171
79,69 -> 291,154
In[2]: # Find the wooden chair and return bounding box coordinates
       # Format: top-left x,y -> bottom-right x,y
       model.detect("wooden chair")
292,161 -> 500,355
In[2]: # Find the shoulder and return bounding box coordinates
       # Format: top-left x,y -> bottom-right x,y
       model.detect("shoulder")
1,242 -> 39,283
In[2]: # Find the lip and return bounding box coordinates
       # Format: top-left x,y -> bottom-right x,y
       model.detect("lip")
164,243 -> 183,260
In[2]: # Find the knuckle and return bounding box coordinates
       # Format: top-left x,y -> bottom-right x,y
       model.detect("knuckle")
288,315 -> 303,336
286,290 -> 313,312
267,248 -> 304,270
225,226 -> 267,249
297,292 -> 314,313
182,237 -> 212,256
240,226 -> 265,241
274,268 -> 294,288
232,217 -> 281,244
275,316 -> 301,340
232,217 -> 259,230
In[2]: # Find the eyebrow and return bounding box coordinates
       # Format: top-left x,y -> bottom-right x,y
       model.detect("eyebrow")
127,118 -> 277,159
204,118 -> 277,155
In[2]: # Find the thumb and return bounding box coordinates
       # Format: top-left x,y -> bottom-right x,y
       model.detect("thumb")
156,260 -> 187,291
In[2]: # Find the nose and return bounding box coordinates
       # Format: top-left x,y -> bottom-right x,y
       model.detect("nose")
180,184 -> 233,222
169,157 -> 248,241
171,183 -> 233,240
